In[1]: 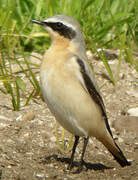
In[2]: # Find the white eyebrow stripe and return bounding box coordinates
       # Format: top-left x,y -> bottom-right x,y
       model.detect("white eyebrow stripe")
43,18 -> 76,31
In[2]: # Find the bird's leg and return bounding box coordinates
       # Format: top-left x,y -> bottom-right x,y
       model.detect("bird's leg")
68,136 -> 79,170
76,136 -> 89,173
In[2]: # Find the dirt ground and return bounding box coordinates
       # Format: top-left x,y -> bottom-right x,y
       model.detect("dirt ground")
0,50 -> 138,180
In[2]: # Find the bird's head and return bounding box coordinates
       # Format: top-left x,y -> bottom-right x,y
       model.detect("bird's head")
31,15 -> 86,54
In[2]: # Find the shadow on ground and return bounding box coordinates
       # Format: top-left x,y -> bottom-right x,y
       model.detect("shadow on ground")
40,154 -> 113,172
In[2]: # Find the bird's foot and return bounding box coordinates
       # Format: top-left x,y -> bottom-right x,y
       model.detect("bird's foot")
65,160 -> 84,174
67,160 -> 74,171
73,160 -> 84,173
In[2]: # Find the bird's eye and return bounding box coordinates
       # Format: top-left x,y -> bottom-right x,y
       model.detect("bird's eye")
56,22 -> 63,29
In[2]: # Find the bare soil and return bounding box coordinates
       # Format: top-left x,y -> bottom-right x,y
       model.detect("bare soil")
0,51 -> 138,180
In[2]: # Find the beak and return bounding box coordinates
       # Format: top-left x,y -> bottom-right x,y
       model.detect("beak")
31,19 -> 45,26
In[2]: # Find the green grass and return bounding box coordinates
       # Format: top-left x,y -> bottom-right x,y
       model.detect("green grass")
0,0 -> 137,110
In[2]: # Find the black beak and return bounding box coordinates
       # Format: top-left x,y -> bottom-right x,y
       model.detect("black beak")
31,19 -> 45,26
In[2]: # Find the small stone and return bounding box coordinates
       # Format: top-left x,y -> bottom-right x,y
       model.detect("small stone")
127,108 -> 138,117
126,90 -> 138,98
50,136 -> 56,143
0,122 -> 8,128
118,137 -> 124,143
35,173 -> 44,178
22,112 -> 35,121
23,132 -> 29,137
111,127 -> 115,132
0,115 -> 10,121
86,50 -> 93,59
134,143 -> 138,149
7,165 -> 12,168
16,115 -> 22,121
89,139 -> 93,144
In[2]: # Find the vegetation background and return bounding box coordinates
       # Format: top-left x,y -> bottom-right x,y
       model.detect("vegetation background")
0,0 -> 137,111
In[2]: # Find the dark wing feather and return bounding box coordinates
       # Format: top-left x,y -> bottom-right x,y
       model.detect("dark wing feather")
77,58 -> 113,138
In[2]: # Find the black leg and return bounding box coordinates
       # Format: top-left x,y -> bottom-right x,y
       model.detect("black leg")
68,136 -> 79,170
76,136 -> 89,173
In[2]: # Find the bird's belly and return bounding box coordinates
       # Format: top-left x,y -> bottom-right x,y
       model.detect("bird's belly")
40,70 -> 103,137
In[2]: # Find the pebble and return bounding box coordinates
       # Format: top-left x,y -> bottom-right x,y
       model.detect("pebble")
126,90 -> 138,98
86,50 -> 93,59
0,122 -> 8,128
127,108 -> 138,117
118,137 -> 124,143
50,136 -> 56,143
16,115 -> 22,121
0,115 -> 10,120
35,173 -> 44,178
22,112 -> 35,121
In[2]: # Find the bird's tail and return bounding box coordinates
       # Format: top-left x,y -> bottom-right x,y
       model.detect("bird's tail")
98,133 -> 131,167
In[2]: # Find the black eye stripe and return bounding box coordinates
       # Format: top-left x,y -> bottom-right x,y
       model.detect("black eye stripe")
56,22 -> 63,28
45,22 -> 76,40
46,22 -> 66,30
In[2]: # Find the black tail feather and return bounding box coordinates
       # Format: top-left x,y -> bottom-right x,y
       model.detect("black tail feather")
100,135 -> 131,167
109,141 -> 131,167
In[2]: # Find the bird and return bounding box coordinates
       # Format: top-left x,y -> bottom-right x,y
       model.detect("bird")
31,15 -> 131,173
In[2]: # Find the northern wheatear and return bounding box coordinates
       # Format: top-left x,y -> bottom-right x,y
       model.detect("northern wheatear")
31,15 -> 130,172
